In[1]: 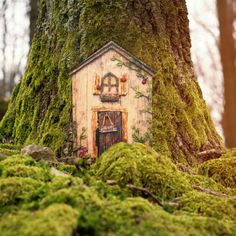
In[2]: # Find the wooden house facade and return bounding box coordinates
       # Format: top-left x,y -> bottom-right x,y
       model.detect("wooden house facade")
70,41 -> 155,157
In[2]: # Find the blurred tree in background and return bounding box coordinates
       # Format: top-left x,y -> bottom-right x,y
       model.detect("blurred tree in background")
29,0 -> 38,44
217,0 -> 236,148
0,0 -> 38,121
0,0 -> 38,100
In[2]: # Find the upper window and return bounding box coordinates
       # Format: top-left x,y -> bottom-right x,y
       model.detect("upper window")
100,73 -> 119,102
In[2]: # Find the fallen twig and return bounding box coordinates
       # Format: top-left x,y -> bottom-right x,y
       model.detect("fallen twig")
106,180 -> 117,186
192,185 -> 236,198
126,184 -> 163,207
197,149 -> 224,158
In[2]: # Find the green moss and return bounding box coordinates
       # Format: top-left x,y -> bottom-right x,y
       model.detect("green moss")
75,196 -> 236,236
179,191 -> 236,221
0,146 -> 236,235
2,164 -> 51,182
198,156 -> 236,188
221,148 -> 236,158
0,99 -> 8,122
48,176 -> 84,191
40,189 -> 82,208
0,144 -> 21,151
0,177 -> 43,208
0,148 -> 19,157
189,174 -> 233,195
0,204 -> 78,236
0,155 -> 36,167
93,143 -> 191,199
56,164 -> 78,175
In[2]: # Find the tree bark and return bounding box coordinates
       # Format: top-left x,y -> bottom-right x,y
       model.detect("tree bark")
29,0 -> 38,44
217,0 -> 236,148
0,0 -> 224,162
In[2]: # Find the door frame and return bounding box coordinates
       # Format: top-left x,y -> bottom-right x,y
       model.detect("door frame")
92,107 -> 128,157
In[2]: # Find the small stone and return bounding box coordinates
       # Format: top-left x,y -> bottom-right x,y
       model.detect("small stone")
21,144 -> 56,162
85,158 -> 96,165
51,167 -> 69,177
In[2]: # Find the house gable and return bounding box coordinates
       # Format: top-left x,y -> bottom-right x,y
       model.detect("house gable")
70,41 -> 156,76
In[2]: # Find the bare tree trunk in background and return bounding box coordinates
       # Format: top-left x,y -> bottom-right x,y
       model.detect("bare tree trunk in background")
217,0 -> 236,148
0,0 -> 7,98
29,0 -> 38,44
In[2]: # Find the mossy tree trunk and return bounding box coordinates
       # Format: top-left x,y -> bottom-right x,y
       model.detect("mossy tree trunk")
29,0 -> 39,44
0,0 -> 224,163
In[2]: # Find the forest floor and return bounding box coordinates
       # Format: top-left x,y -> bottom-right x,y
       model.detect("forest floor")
0,142 -> 236,236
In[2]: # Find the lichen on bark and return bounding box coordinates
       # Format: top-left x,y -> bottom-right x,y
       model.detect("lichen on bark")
0,0 -> 223,162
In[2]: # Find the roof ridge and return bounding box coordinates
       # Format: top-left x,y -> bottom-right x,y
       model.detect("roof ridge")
69,41 -> 156,76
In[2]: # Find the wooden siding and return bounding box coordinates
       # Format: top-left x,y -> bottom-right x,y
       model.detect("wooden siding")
72,49 -> 152,156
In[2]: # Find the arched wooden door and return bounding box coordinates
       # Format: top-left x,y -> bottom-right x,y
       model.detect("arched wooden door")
96,111 -> 123,156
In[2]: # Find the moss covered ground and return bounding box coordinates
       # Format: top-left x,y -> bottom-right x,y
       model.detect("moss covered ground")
0,143 -> 235,236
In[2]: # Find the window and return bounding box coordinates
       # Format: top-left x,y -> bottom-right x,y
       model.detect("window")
100,72 -> 119,102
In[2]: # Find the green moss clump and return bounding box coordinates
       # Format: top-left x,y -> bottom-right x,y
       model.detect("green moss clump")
93,143 -> 191,199
0,99 -> 8,121
75,196 -> 236,236
0,148 -> 20,158
0,177 -> 43,208
40,189 -> 82,208
0,204 -> 78,236
198,156 -> 236,188
0,144 -> 21,151
2,164 -> 51,182
0,145 -> 236,235
221,148 -> 236,158
48,176 -> 84,192
189,174 -> 233,194
0,155 -> 36,167
179,191 -> 236,221
56,164 -> 78,175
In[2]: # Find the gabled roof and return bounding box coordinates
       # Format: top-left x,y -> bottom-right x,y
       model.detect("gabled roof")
69,41 -> 156,76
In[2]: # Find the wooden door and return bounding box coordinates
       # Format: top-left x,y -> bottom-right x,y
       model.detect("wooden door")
97,111 -> 122,156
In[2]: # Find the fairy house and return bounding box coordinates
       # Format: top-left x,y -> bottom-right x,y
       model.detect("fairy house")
70,41 -> 155,157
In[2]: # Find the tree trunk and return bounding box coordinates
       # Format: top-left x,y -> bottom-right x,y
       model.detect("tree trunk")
0,0 -> 7,99
0,0 -> 224,163
29,0 -> 38,44
217,0 -> 236,148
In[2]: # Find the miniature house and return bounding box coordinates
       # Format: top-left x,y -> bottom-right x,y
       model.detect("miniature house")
70,41 -> 155,157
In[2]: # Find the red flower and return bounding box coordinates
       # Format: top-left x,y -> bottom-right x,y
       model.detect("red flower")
79,147 -> 88,157
120,75 -> 127,83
